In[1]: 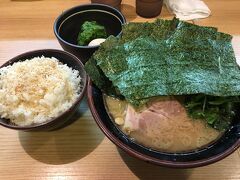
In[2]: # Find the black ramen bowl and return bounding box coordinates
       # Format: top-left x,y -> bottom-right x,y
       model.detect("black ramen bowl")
87,81 -> 240,168
0,49 -> 87,131
54,3 -> 126,64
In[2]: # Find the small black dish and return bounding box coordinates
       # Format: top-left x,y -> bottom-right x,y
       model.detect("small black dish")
54,3 -> 126,64
0,49 -> 87,131
87,81 -> 240,168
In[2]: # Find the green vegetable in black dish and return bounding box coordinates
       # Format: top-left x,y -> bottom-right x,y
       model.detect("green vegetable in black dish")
77,21 -> 107,46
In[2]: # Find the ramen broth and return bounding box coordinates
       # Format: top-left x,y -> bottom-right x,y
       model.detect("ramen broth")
105,95 -> 221,152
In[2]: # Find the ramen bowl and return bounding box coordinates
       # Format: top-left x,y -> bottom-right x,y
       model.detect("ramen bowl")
87,80 -> 240,168
54,3 -> 126,64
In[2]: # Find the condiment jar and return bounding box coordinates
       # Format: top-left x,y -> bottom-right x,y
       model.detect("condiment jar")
136,0 -> 163,18
91,0 -> 122,11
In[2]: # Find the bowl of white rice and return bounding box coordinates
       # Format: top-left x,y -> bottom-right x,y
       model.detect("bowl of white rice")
0,49 -> 87,131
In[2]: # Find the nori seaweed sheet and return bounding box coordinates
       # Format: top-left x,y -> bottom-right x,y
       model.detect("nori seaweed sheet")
85,18 -> 238,106
84,57 -> 118,96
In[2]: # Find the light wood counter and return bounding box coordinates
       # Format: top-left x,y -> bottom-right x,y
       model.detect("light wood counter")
0,0 -> 239,179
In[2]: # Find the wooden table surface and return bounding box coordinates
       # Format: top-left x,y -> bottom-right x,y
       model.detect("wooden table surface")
0,0 -> 239,179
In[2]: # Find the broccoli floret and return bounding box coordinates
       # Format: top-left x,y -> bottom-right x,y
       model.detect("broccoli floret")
77,21 -> 107,46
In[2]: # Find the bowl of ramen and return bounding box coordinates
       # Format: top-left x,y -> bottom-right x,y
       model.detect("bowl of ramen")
87,81 -> 240,168
86,18 -> 240,168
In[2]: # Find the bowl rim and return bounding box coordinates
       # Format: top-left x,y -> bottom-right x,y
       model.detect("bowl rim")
0,49 -> 87,130
87,80 -> 240,168
53,3 -> 126,49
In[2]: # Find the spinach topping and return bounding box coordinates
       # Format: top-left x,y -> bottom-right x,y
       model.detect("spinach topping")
77,21 -> 107,46
184,95 -> 240,131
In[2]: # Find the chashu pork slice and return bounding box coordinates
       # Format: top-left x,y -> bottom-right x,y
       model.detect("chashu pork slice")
123,97 -> 186,133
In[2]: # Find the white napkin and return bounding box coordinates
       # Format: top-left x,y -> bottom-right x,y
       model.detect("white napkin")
164,0 -> 211,21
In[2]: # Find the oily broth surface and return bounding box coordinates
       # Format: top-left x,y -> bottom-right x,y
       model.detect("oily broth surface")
104,95 -> 221,152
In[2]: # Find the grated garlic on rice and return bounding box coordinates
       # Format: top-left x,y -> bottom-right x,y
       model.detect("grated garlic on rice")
0,56 -> 81,126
